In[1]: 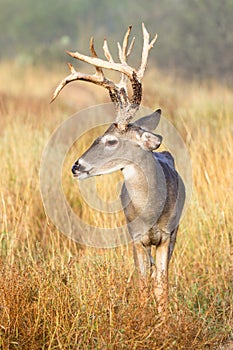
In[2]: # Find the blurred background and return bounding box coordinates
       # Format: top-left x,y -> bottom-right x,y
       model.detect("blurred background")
1,0 -> 233,82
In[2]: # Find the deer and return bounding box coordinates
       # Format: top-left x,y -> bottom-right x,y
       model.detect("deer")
51,23 -> 185,312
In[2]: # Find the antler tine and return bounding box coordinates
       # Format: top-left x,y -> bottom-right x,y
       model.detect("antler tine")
117,42 -> 128,89
117,25 -> 133,64
103,38 -> 114,63
138,23 -> 157,81
127,36 -> 135,57
90,37 -> 104,78
122,25 -> 132,61
90,37 -> 98,58
117,26 -> 134,89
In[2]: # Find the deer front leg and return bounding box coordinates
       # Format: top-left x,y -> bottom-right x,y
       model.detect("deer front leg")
153,238 -> 170,313
132,241 -> 152,301
133,241 -> 151,277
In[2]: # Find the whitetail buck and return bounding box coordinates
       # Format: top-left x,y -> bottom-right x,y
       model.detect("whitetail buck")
51,24 -> 185,311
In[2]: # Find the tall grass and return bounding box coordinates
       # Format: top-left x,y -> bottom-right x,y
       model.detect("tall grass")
0,62 -> 232,349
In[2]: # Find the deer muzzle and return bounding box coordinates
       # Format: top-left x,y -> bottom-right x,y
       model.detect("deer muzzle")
71,160 -> 93,179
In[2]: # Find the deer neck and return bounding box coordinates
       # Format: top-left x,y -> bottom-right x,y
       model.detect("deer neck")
122,151 -> 163,211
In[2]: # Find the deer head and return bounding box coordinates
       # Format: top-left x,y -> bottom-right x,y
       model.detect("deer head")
51,23 -> 161,179
71,109 -> 162,179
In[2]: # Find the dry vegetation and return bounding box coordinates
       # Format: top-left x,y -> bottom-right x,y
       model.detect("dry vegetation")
0,62 -> 232,349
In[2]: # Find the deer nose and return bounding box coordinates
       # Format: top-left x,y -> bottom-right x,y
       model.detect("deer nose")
71,163 -> 79,175
71,161 -> 87,175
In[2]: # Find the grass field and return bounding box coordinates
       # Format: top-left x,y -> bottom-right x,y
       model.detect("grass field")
0,62 -> 232,349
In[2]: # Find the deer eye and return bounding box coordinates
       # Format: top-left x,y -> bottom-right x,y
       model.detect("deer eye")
105,139 -> 118,147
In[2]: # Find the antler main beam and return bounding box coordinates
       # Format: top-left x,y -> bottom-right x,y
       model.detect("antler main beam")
51,23 -> 157,130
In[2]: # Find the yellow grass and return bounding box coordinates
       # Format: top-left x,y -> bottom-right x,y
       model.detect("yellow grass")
0,61 -> 232,349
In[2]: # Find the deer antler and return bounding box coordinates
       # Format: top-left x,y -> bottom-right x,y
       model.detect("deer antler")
51,23 -> 157,131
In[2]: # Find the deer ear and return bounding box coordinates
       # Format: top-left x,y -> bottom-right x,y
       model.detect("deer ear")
133,109 -> 161,131
139,131 -> 162,151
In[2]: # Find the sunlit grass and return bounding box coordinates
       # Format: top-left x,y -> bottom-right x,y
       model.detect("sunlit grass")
0,63 -> 232,349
